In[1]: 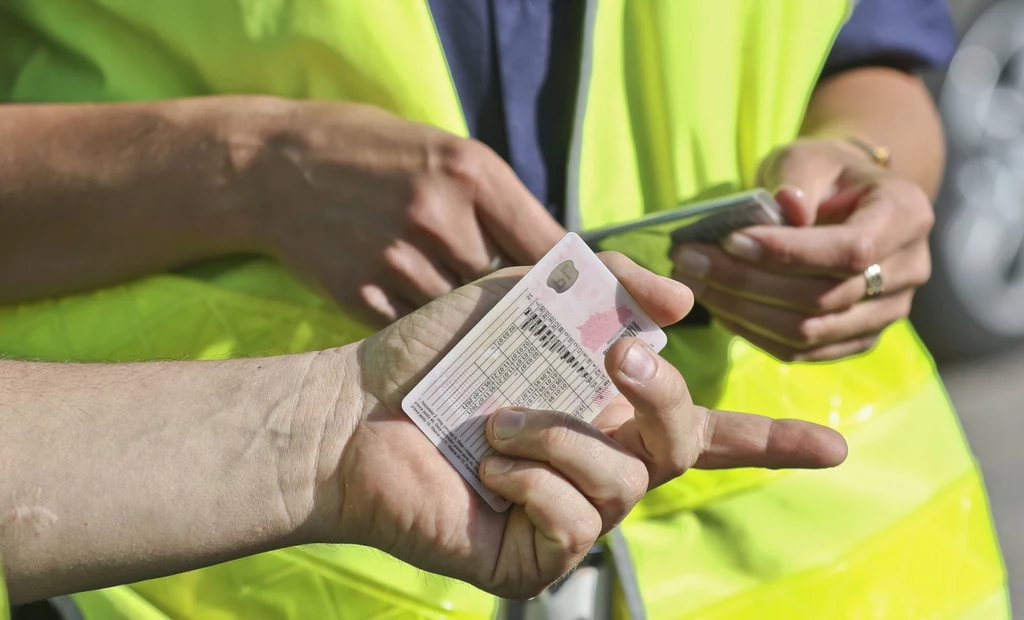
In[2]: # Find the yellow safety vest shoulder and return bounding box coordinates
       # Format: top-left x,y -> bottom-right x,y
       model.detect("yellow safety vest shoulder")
0,1 -> 1009,618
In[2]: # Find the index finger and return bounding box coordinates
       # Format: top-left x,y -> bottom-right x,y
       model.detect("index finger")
605,338 -> 847,486
723,190 -> 924,276
470,146 -> 566,264
694,410 -> 848,470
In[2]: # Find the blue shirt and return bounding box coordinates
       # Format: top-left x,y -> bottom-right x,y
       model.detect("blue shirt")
428,0 -> 957,222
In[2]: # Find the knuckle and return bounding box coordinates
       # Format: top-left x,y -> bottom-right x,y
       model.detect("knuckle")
535,502 -> 601,559
919,251 -> 933,285
900,181 -> 935,230
619,463 -> 649,508
917,200 -> 936,234
655,364 -> 692,418
405,178 -> 446,228
538,422 -> 576,453
439,137 -> 490,187
921,207 -> 936,234
659,451 -> 691,480
569,512 -> 603,553
843,233 -> 876,274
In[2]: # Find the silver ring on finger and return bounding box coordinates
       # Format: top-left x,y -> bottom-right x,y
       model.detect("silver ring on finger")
482,254 -> 506,276
863,263 -> 885,299
461,255 -> 506,286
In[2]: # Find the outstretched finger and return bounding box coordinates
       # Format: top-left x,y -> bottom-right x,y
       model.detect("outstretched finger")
693,409 -> 848,470
606,337 -> 847,487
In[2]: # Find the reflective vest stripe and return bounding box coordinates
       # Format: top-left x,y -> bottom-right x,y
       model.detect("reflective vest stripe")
670,472 -> 1006,619
564,0 -> 599,233
954,588 -> 1014,620
615,376 -> 1006,618
634,321 -> 939,518
0,1 -> 1007,618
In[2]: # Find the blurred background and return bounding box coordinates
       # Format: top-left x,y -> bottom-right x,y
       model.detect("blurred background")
913,0 -> 1024,606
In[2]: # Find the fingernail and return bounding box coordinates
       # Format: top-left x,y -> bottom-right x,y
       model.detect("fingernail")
674,248 -> 711,278
620,341 -> 657,381
484,456 -> 515,475
776,184 -> 805,203
722,233 -> 762,261
493,408 -> 526,440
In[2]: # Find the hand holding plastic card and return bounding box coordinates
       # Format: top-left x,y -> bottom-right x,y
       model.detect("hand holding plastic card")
403,233 -> 667,511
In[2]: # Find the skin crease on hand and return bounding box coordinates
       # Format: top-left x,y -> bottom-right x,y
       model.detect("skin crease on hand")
236,100 -> 566,325
324,252 -> 848,599
0,98 -> 566,324
672,141 -> 934,362
670,69 -> 942,362
0,252 -> 846,604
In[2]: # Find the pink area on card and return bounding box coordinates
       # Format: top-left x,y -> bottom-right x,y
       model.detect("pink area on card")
478,394 -> 499,416
578,306 -> 633,353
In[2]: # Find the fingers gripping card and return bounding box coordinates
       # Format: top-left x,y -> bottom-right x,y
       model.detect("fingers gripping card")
402,233 -> 668,511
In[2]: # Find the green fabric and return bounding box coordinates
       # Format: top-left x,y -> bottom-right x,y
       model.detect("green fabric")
0,0 -> 1007,618
1,558 -> 8,620
577,0 -> 849,228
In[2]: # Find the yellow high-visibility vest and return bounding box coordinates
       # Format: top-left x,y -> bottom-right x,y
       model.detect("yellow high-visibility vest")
1,559 -> 8,620
0,1 -> 1009,618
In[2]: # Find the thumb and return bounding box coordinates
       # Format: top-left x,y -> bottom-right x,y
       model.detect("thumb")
758,143 -> 845,227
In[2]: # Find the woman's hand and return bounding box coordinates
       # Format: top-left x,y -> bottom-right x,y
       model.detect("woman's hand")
671,138 -> 934,361
237,99 -> 565,324
319,252 -> 847,599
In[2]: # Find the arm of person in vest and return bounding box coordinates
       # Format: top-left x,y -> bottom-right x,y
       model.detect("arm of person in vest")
0,97 -> 564,325
671,0 -> 955,362
0,253 -> 846,605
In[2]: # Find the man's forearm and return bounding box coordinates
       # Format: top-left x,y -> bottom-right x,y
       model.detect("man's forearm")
801,67 -> 946,198
0,347 -> 357,604
0,97 -> 280,304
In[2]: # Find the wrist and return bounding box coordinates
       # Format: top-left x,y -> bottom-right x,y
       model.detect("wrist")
279,344 -> 366,546
138,97 -> 270,254
191,95 -> 300,254
802,130 -> 890,169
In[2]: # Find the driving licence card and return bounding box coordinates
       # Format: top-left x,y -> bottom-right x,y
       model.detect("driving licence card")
402,232 -> 668,511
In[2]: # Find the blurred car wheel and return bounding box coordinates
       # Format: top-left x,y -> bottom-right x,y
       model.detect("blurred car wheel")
912,0 -> 1024,361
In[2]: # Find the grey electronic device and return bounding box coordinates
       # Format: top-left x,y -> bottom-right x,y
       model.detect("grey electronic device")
579,189 -> 788,275
581,189 -> 786,248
